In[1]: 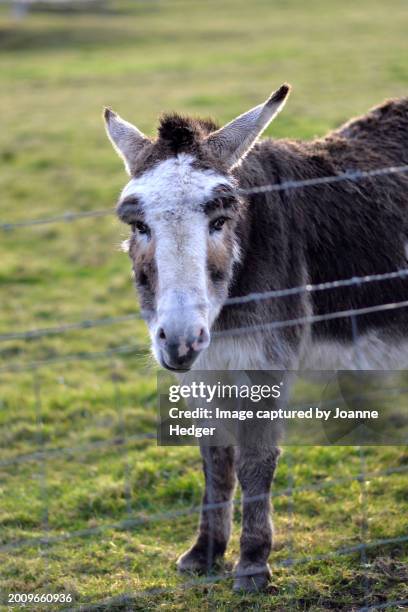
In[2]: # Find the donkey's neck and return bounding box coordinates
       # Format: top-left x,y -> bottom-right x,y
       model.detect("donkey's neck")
214,138 -> 309,333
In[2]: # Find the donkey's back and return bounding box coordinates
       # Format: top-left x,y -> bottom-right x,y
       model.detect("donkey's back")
290,98 -> 408,367
336,97 -> 408,158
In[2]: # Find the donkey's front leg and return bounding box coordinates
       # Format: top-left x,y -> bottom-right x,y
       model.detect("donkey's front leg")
233,446 -> 280,592
177,445 -> 236,574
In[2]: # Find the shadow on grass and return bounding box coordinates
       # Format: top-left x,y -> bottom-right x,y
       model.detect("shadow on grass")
0,0 -> 165,53
0,23 -> 152,52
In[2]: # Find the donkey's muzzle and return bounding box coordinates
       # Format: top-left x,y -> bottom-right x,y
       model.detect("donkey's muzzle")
156,325 -> 210,371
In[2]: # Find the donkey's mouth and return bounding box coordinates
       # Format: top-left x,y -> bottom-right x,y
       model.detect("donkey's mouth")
160,357 -> 192,373
157,330 -> 209,372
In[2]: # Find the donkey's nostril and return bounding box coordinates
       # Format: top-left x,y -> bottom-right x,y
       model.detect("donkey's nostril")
197,327 -> 210,346
159,328 -> 166,340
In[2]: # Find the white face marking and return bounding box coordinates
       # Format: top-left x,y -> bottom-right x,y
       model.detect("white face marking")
121,152 -> 230,206
121,153 -> 232,360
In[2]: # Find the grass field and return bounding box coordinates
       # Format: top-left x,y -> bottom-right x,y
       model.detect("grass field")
0,0 -> 407,609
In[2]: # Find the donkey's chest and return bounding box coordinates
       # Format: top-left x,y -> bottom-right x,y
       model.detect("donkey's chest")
194,329 -> 408,371
193,332 -> 300,370
302,331 -> 408,370
193,335 -> 271,370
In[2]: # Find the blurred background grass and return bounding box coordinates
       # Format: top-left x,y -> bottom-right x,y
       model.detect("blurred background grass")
0,0 -> 407,609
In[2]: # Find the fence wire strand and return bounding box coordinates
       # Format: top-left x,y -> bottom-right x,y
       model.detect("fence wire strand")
2,294 -> 408,373
2,267 -> 408,345
1,462 -> 407,554
1,163 -> 408,232
62,534 -> 408,611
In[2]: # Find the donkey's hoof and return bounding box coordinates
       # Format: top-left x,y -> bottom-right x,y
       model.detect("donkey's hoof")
233,563 -> 271,593
176,547 -> 210,574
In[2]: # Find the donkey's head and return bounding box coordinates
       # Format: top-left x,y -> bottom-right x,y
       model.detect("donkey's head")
104,84 -> 290,371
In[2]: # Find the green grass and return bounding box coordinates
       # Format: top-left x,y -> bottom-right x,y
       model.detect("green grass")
0,0 -> 407,609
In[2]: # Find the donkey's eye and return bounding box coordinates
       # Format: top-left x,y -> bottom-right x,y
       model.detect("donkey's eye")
210,216 -> 228,233
132,221 -> 150,236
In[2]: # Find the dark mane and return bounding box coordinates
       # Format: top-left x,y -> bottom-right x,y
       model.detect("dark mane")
158,113 -> 219,153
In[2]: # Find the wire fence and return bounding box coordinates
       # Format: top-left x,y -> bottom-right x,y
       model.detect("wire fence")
1,163 -> 408,609
1,368 -> 407,608
2,267 -> 408,345
2,442 -> 407,554
1,163 -> 408,232
59,533 -> 408,611
1,292 -> 408,373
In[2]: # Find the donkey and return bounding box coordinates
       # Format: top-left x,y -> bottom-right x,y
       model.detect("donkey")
104,85 -> 408,591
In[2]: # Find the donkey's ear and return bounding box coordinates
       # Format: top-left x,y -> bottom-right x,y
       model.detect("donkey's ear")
205,84 -> 291,169
103,108 -> 150,175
